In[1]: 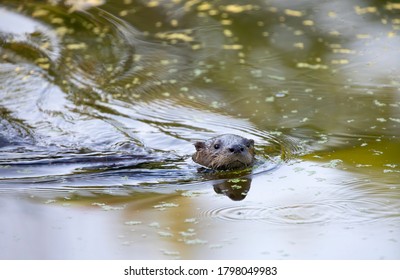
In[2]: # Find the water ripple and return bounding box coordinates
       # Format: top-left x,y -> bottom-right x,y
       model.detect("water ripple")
201,199 -> 400,225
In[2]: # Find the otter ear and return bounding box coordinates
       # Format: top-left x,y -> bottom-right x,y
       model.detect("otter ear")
247,139 -> 255,147
194,141 -> 206,151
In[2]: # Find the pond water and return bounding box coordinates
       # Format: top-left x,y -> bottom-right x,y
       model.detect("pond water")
0,0 -> 399,259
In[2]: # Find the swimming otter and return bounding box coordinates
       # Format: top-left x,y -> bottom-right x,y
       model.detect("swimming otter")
192,134 -> 255,170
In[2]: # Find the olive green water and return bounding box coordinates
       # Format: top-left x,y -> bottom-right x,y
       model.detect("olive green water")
0,0 -> 399,259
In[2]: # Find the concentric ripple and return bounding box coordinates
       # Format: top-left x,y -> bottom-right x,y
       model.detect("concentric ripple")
201,199 -> 400,225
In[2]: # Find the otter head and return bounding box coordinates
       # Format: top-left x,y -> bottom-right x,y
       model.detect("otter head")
192,134 -> 255,170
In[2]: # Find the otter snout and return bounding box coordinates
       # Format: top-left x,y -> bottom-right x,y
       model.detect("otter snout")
228,144 -> 245,154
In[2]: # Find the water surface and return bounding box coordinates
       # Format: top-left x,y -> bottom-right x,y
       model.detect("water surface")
0,0 -> 399,259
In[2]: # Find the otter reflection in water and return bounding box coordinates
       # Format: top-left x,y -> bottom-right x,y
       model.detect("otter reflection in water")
192,134 -> 255,201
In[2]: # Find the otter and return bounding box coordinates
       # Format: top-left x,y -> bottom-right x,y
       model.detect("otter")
192,134 -> 255,170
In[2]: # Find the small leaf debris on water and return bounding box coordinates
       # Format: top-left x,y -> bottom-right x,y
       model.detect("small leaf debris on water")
148,222 -> 161,228
161,249 -> 180,256
184,218 -> 198,223
228,178 -> 245,183
92,202 -> 126,211
158,231 -> 174,237
183,238 -> 208,245
326,159 -> 343,168
181,191 -> 203,197
44,199 -> 56,204
180,229 -> 196,237
124,221 -> 142,225
153,202 -> 179,211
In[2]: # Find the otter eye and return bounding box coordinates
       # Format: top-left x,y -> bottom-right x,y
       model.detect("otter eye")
214,144 -> 220,149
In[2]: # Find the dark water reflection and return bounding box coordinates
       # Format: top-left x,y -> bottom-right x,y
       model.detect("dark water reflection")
0,0 -> 399,259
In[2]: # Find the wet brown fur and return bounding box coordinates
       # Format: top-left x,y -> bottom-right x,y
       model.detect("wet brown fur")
192,134 -> 255,170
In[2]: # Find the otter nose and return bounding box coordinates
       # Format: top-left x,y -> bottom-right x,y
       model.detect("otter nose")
228,144 -> 244,154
